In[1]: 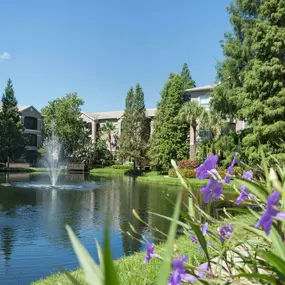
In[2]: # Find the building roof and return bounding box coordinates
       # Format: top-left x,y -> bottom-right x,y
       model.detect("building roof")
83,108 -> 156,121
185,84 -> 216,92
18,106 -> 32,111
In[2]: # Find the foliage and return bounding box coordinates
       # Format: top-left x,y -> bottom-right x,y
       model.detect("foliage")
100,122 -> 117,157
71,138 -> 112,166
41,93 -> 87,157
111,165 -> 132,170
177,159 -> 200,170
211,0 -> 285,164
148,74 -> 188,169
177,100 -> 205,159
59,149 -> 285,285
118,84 -> 149,168
168,168 -> 198,178
180,62 -> 196,90
0,79 -> 25,166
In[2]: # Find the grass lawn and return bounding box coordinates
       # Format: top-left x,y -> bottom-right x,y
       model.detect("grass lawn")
136,175 -> 208,186
90,167 -> 129,175
31,214 -> 255,285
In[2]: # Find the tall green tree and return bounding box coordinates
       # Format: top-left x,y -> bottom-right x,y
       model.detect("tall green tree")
177,101 -> 205,159
41,93 -> 87,157
148,74 -> 188,168
118,84 -> 148,168
0,79 -> 25,167
181,62 -> 196,89
101,121 -> 116,156
211,0 -> 285,163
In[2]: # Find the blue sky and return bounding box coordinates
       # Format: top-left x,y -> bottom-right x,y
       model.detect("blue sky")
0,0 -> 231,112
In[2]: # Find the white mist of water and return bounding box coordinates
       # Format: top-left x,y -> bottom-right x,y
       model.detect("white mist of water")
43,122 -> 63,186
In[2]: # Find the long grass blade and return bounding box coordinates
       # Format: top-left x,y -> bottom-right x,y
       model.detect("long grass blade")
157,192 -> 182,285
66,225 -> 103,285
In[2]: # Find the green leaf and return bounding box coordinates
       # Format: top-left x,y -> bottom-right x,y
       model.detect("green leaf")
66,225 -> 103,285
235,178 -> 268,202
187,217 -> 211,265
95,240 -> 104,270
269,226 -> 285,260
56,264 -> 83,285
157,192 -> 182,285
258,250 -> 285,278
103,225 -> 120,285
231,273 -> 277,283
171,159 -> 195,218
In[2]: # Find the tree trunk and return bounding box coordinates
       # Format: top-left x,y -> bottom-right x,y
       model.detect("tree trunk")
189,122 -> 197,159
7,156 -> 10,169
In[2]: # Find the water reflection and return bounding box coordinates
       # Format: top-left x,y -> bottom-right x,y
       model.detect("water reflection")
0,173 -> 184,285
0,173 -> 238,285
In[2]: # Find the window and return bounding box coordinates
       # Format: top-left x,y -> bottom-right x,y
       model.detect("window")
24,117 -> 38,130
85,122 -> 92,135
199,95 -> 211,110
198,129 -> 210,139
25,134 -> 37,147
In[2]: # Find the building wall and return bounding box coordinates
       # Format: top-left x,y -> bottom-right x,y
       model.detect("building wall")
20,106 -> 43,151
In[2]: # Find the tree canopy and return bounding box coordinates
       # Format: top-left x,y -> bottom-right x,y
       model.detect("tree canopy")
41,93 -> 87,157
211,0 -> 285,163
0,79 -> 25,166
118,84 -> 149,168
181,62 -> 196,90
148,74 -> 188,168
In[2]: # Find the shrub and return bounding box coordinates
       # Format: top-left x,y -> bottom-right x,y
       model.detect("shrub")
178,159 -> 200,170
168,168 -> 177,178
217,167 -> 227,178
181,169 -> 196,178
232,166 -> 242,178
168,168 -> 197,178
111,165 -> 132,170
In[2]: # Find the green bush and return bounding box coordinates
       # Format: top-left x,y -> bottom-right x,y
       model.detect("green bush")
217,167 -> 227,178
168,168 -> 177,177
168,168 -> 197,178
232,166 -> 242,178
177,159 -> 200,169
111,165 -> 132,170
181,169 -> 196,178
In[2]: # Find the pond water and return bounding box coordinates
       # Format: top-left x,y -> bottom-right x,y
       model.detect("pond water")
0,173 -> 237,285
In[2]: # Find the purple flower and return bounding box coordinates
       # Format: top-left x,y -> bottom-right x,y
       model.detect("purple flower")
224,152 -> 238,184
143,243 -> 160,263
169,255 -> 196,285
218,224 -> 234,242
200,170 -> 223,203
189,235 -> 198,243
190,222 -> 209,243
197,262 -> 209,278
201,222 -> 209,236
195,154 -> 218,180
256,191 -> 285,235
235,170 -> 254,205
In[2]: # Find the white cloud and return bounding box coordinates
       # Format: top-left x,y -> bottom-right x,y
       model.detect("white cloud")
0,52 -> 11,60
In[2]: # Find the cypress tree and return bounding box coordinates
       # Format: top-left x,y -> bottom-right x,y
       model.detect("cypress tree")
0,79 -> 25,167
211,0 -> 285,164
118,84 -> 148,168
181,62 -> 196,89
148,74 -> 188,169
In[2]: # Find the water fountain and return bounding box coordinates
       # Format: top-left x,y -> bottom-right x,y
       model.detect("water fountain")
42,122 -> 63,187
10,122 -> 104,191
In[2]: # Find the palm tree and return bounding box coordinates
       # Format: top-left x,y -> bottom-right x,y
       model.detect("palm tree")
101,122 -> 116,155
177,101 -> 205,159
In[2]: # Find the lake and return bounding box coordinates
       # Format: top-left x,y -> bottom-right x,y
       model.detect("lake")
0,173 -> 189,285
0,172 -> 238,285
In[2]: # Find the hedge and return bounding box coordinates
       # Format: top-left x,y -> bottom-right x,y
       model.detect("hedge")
111,165 -> 132,170
177,159 -> 200,170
